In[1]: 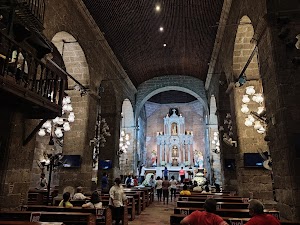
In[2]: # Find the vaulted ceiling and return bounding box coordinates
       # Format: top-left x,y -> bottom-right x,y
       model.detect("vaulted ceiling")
84,0 -> 224,87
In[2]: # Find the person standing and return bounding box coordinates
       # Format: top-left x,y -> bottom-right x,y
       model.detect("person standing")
163,166 -> 168,180
169,175 -> 178,201
180,199 -> 228,225
245,199 -> 280,225
162,176 -> 170,204
179,167 -> 185,183
140,164 -> 146,184
156,176 -> 163,201
109,178 -> 127,225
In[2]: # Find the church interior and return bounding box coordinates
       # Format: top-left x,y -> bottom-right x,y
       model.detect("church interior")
0,0 -> 300,224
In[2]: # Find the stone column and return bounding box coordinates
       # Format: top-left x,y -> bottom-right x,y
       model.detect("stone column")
58,91 -> 95,193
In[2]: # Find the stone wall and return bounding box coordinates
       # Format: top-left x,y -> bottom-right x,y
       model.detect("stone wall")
207,0 -> 300,220
0,110 -> 38,209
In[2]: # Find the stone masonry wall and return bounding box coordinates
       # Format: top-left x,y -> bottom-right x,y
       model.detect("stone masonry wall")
207,0 -> 300,220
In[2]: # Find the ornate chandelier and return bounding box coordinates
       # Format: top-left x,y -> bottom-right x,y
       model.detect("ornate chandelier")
118,113 -> 130,155
241,86 -> 266,134
38,96 -> 75,143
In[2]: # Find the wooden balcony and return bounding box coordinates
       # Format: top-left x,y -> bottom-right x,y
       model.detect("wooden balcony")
0,31 -> 67,119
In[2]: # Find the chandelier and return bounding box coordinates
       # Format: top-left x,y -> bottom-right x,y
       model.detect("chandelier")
118,113 -> 130,155
38,96 -> 75,144
241,86 -> 266,134
211,131 -> 220,154
119,130 -> 130,155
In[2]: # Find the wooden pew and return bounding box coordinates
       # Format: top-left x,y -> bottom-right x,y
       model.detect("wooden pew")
124,190 -> 146,211
0,222 -> 62,225
174,207 -> 280,218
170,214 -> 300,225
125,188 -> 151,207
123,192 -> 141,215
178,196 -> 246,203
0,211 -> 95,225
179,194 -> 242,198
177,201 -> 249,209
23,205 -> 112,225
100,195 -> 135,221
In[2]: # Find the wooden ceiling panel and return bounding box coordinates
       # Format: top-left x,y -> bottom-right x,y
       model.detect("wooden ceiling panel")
84,0 -> 224,86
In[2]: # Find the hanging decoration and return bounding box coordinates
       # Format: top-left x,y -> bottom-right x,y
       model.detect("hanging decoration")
241,86 -> 266,134
38,96 -> 75,145
92,117 -> 111,168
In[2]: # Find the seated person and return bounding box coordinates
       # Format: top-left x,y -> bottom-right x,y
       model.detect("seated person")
193,181 -> 203,192
215,183 -> 221,193
180,184 -> 191,195
73,186 -> 90,200
245,199 -> 280,225
59,192 -> 73,208
180,198 -> 228,225
202,181 -> 211,193
82,191 -> 102,208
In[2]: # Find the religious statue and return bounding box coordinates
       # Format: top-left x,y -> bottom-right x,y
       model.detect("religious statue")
171,123 -> 178,135
151,149 -> 157,167
194,150 -> 204,168
172,145 -> 179,157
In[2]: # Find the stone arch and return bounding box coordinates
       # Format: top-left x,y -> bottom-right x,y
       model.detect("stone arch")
51,31 -> 90,88
135,75 -> 208,120
119,99 -> 135,175
232,16 -> 259,80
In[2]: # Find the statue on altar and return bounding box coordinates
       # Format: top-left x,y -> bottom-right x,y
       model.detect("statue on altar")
151,149 -> 157,167
194,150 -> 204,168
156,108 -> 194,166
171,123 -> 178,135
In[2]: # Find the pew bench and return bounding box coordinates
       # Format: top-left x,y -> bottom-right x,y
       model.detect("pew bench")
178,196 -> 246,203
100,195 -> 135,221
170,214 -> 300,225
0,211 -> 95,225
174,207 -> 280,219
23,205 -> 112,225
177,201 -> 249,209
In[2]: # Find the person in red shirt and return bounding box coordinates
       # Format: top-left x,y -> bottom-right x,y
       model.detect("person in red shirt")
180,198 -> 228,225
245,199 -> 280,225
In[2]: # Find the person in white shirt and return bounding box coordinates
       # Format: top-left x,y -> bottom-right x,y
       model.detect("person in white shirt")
73,186 -> 90,200
156,176 -> 163,201
140,165 -> 146,183
109,178 -> 127,225
169,176 -> 178,201
82,191 -> 102,208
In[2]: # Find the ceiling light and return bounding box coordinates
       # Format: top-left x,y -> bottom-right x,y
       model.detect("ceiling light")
163,43 -> 167,47
159,27 -> 164,32
155,5 -> 161,12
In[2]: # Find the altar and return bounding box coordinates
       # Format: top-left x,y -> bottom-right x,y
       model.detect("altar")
154,109 -> 199,167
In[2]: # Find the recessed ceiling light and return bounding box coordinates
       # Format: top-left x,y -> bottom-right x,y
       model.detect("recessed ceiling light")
159,27 -> 164,32
155,5 -> 161,12
163,43 -> 167,47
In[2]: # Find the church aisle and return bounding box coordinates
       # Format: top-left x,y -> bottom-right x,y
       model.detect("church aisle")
129,198 -> 177,225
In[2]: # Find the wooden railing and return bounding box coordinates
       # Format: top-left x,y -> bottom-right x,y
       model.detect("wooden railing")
0,30 -> 66,112
17,0 -> 45,24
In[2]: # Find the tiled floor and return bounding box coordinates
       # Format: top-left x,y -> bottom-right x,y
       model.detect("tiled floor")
129,198 -> 177,225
